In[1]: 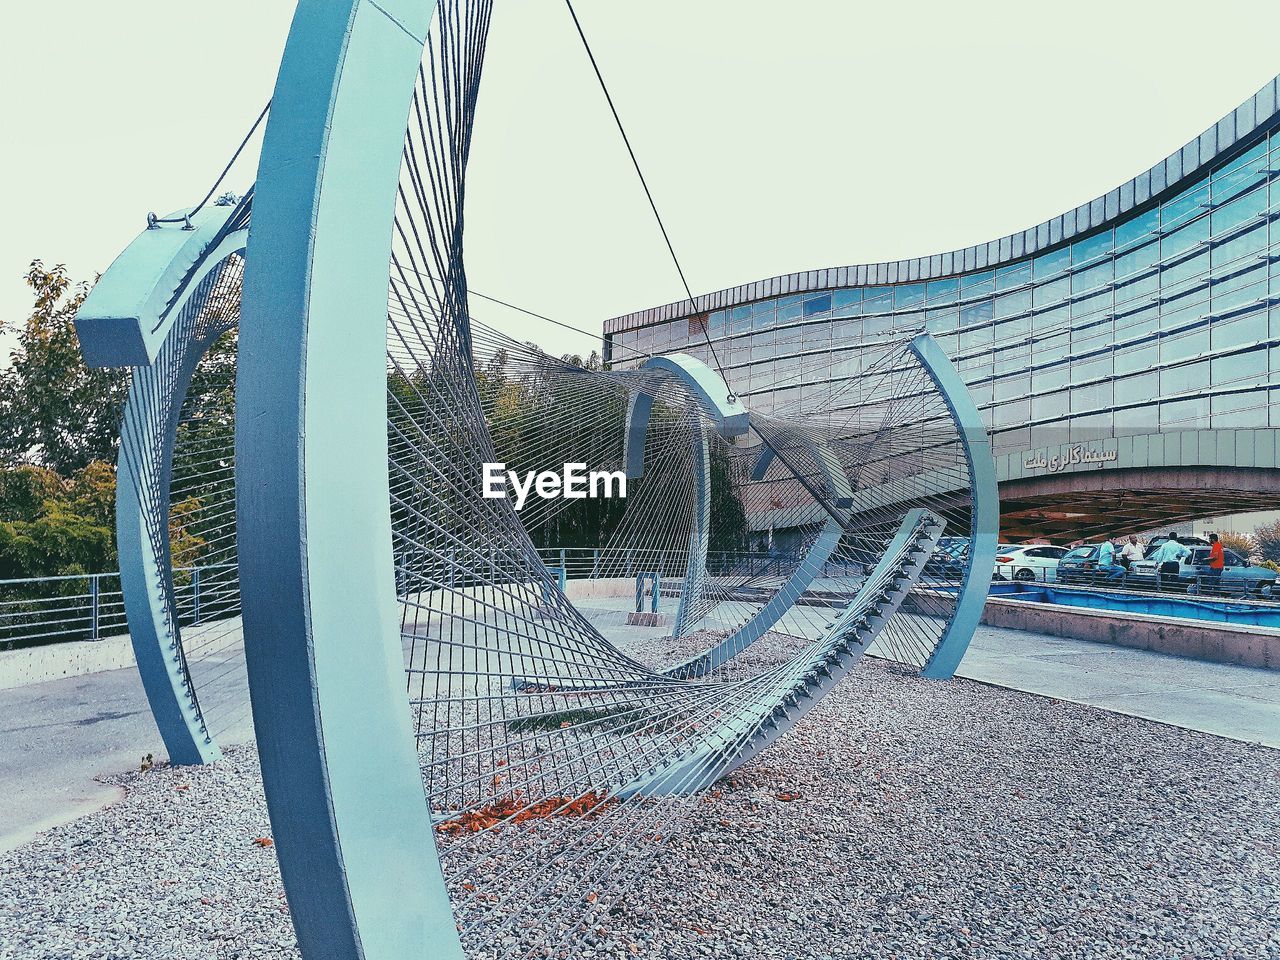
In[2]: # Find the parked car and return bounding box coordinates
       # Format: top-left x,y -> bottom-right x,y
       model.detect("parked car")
993,544 -> 1070,582
1055,544 -> 1104,584
1128,546 -> 1277,597
1143,534 -> 1209,554
925,536 -> 969,580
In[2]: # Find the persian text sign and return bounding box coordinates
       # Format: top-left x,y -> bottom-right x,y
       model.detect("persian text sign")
1022,445 -> 1118,474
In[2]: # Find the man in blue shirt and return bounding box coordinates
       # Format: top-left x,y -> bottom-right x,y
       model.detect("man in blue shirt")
1149,533 -> 1192,591
1096,537 -> 1126,583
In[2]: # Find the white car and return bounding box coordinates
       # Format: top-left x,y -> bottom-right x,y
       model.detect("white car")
993,544 -> 1070,583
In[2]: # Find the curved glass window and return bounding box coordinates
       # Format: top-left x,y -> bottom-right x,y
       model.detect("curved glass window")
610,123 -> 1280,458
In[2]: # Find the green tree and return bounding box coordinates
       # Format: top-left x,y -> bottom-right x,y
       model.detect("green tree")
0,261 -> 127,473
1252,519 -> 1280,564
0,462 -> 117,581
168,496 -> 208,577
480,349 -> 632,550
471,348 -> 751,554
708,440 -> 749,554
167,327 -> 238,573
1216,530 -> 1254,558
0,464 -> 66,523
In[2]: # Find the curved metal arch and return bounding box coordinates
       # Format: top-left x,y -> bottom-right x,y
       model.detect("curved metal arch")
624,508 -> 944,795
666,520 -> 847,679
231,3 -> 999,955
76,203 -> 246,368
115,257 -> 243,766
237,2 -> 461,958
621,353 -> 748,638
671,332 -> 994,681
75,201 -> 249,766
621,353 -> 748,481
909,332 -> 998,679
666,430 -> 854,679
670,404 -> 710,637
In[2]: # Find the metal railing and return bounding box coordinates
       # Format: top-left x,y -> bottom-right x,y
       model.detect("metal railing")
172,563 -> 241,627
530,546 -> 861,581
0,572 -> 127,650
0,564 -> 240,651
993,560 -> 1280,604
10,548 -> 1276,653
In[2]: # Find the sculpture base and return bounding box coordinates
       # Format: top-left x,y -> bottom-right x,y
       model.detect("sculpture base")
626,612 -> 667,627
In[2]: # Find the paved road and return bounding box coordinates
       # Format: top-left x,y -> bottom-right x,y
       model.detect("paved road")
0,650 -> 253,852
1,624 -> 1276,852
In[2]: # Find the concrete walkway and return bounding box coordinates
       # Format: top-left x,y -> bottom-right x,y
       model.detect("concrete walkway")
0,624 -> 1275,852
959,624 -> 1280,748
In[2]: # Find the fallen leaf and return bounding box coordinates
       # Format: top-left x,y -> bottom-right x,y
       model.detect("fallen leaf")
435,791 -> 618,834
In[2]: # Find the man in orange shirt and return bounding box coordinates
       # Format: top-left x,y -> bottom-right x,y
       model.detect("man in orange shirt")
1205,533 -> 1226,594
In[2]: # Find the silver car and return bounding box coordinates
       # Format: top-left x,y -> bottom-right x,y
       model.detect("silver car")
1128,546 -> 1276,597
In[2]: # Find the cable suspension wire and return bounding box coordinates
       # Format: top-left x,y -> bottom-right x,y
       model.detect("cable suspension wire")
561,0 -> 733,389
150,101 -> 270,226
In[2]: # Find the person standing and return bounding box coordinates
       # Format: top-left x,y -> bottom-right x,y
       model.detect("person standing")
1119,535 -> 1144,569
1204,533 -> 1226,594
1150,533 -> 1191,592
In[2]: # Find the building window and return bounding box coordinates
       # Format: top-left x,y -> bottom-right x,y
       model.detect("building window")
1160,396 -> 1210,431
1212,389 -> 1269,428
802,294 -> 832,318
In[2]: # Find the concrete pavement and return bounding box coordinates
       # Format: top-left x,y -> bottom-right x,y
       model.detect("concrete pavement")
0,650 -> 252,852
959,623 -> 1280,747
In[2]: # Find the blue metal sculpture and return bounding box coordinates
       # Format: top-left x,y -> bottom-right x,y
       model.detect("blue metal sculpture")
77,204 -> 249,766
623,508 -> 943,795
79,2 -> 996,957
76,204 -> 247,367
621,353 -> 749,637
909,333 -> 999,679
622,353 -> 750,480
238,3 -> 453,957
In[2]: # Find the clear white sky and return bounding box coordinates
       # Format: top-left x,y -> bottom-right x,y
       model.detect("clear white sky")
4,1 -> 1280,363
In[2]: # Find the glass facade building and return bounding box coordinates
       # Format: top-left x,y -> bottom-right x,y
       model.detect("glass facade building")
602,78 -> 1280,538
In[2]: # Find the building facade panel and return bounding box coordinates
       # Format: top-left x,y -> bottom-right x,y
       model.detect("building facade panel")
602,79 -> 1280,530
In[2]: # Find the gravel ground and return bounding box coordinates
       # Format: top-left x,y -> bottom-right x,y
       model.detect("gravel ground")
1,657 -> 1277,960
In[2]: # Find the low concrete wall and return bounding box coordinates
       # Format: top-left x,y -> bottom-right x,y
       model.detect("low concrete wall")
0,614 -> 246,691
404,578 -> 637,613
982,597 -> 1280,670
0,632 -> 136,690
564,578 -> 634,601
